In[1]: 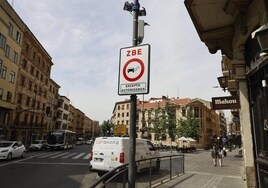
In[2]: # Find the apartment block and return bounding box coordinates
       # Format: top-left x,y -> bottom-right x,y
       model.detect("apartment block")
112,96 -> 222,148
0,0 -> 24,140
0,0 -> 100,144
111,99 -> 131,133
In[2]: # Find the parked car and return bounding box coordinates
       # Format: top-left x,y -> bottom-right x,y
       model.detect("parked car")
76,137 -> 85,145
0,141 -> 26,160
29,140 -> 48,151
86,139 -> 94,145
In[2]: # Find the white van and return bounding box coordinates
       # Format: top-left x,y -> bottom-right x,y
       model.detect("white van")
89,137 -> 160,176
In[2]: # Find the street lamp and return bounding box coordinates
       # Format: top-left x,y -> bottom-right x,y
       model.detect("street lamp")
254,24 -> 268,53
217,76 -> 228,91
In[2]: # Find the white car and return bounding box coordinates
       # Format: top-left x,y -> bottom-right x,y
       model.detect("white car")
29,140 -> 48,151
0,141 -> 26,160
86,139 -> 93,145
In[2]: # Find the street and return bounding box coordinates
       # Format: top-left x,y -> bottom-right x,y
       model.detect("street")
0,146 -> 246,188
0,144 -> 93,188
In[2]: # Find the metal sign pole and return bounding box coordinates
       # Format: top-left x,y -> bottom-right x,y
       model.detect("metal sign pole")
129,1 -> 139,187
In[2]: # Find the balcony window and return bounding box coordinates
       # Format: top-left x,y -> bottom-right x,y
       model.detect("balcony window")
6,91 -> 12,102
8,23 -> 13,36
0,88 -> 3,99
16,31 -> 21,43
1,66 -> 6,79
13,51 -> 18,64
0,33 -> 6,49
9,71 -> 15,83
5,45 -> 10,58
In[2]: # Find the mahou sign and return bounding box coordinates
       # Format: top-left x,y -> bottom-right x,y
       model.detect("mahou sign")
212,96 -> 240,110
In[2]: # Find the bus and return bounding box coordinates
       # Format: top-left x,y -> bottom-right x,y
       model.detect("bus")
47,130 -> 76,150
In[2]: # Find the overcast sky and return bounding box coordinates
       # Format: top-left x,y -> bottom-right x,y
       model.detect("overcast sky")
9,0 -> 228,123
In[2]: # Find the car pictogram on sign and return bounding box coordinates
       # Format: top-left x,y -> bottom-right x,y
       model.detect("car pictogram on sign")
127,66 -> 140,73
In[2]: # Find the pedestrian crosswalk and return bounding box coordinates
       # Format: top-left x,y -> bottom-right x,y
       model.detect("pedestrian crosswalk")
33,151 -> 91,160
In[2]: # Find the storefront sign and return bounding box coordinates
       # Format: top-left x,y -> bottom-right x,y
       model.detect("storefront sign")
212,96 -> 240,110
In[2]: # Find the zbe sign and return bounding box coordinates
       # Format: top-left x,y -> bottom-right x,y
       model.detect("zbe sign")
118,44 -> 150,95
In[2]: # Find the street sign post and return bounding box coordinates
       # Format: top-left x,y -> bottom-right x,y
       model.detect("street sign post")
118,44 -> 150,95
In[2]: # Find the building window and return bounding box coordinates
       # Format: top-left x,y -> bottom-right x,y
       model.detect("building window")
5,45 -> 10,58
26,96 -> 31,107
0,88 -> 3,99
1,66 -> 6,79
127,112 -> 129,117
8,23 -> 13,36
32,98 -> 36,108
0,59 -> 2,74
25,43 -> 29,53
33,51 -> 36,59
182,108 -> 186,117
36,70 -> 39,79
9,71 -> 15,83
117,113 -> 120,117
17,93 -> 22,104
127,104 -> 129,109
16,31 -> 21,43
0,33 -> 6,49
13,51 -> 18,64
126,120 -> 129,125
118,105 -> 120,110
20,75 -> 25,86
28,81 -> 32,91
30,66 -> 34,75
22,59 -> 27,69
6,91 -> 12,102
122,113 -> 124,117
122,105 -> 125,110
64,104 -> 69,110
194,107 -> 200,118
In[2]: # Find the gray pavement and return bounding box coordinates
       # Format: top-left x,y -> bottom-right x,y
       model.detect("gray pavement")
157,148 -> 247,188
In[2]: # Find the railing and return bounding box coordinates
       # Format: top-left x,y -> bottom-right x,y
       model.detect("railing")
89,154 -> 184,188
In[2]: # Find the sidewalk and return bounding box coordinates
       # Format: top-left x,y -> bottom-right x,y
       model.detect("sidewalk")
157,148 -> 247,188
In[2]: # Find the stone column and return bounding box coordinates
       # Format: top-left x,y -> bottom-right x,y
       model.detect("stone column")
239,80 -> 256,187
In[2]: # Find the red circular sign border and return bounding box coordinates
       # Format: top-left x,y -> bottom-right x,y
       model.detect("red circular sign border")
123,58 -> 144,82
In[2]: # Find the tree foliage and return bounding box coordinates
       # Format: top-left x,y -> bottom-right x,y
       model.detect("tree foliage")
151,102 -> 177,141
101,120 -> 114,136
177,108 -> 200,140
165,102 -> 177,141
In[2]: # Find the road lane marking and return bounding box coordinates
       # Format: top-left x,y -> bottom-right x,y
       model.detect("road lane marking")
83,153 -> 90,160
50,152 -> 70,159
61,152 -> 77,159
16,161 -> 89,166
72,153 -> 85,159
37,152 -> 61,158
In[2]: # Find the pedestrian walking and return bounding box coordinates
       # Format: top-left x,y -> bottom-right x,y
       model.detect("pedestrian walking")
218,147 -> 223,167
211,145 -> 218,166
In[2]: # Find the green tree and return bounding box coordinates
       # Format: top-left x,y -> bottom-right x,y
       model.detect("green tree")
151,103 -> 166,140
150,102 -> 177,141
101,120 -> 114,136
177,108 -> 200,140
165,102 -> 177,141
